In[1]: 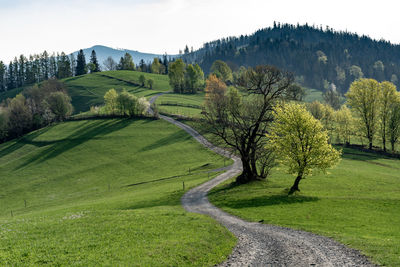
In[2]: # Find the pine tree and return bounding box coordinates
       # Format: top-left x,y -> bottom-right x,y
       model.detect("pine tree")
7,61 -> 15,89
76,49 -> 87,76
0,61 -> 5,92
90,50 -> 100,73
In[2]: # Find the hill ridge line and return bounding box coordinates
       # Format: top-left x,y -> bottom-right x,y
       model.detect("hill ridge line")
148,94 -> 375,266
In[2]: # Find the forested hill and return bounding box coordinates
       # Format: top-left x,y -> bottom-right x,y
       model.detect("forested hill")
184,23 -> 400,93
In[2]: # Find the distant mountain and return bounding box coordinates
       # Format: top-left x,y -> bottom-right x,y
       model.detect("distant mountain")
71,45 -> 176,68
183,23 -> 400,93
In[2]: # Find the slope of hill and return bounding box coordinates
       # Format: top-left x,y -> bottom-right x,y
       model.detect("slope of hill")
0,71 -> 172,113
185,23 -> 400,93
0,118 -> 235,265
72,45 -> 176,66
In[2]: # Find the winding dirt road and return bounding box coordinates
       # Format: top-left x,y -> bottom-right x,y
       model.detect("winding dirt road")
149,94 -> 375,266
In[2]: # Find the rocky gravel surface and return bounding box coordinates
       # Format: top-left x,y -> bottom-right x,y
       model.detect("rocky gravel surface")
149,94 -> 376,267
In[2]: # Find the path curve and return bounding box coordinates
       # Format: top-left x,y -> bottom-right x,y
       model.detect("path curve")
149,94 -> 375,266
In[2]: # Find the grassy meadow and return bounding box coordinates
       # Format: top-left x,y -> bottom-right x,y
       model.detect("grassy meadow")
0,118 -> 235,266
156,93 -> 205,118
209,146 -> 400,266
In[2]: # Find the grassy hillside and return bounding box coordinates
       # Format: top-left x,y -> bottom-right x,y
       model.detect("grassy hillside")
209,146 -> 400,266
0,71 -> 172,114
65,71 -> 171,113
0,118 -> 235,265
156,92 -> 205,118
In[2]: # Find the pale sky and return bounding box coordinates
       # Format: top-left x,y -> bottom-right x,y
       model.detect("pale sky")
1,0 -> 400,63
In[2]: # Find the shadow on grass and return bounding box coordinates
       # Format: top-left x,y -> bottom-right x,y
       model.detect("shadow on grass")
13,119 -> 135,170
138,130 -> 191,152
209,183 -> 319,208
0,126 -> 52,158
215,194 -> 319,209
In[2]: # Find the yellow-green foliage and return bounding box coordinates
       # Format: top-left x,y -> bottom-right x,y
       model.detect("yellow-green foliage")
267,103 -> 341,178
335,105 -> 355,144
379,81 -> 399,150
346,78 -> 381,148
104,89 -> 149,117
104,88 -> 118,115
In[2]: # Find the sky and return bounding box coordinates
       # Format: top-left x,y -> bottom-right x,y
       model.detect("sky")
1,0 -> 400,62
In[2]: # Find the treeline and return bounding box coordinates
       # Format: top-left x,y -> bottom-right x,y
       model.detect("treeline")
0,50 -> 102,92
0,49 -> 174,93
307,78 -> 400,153
103,53 -> 172,75
183,23 -> 400,93
168,59 -> 204,93
0,79 -> 72,142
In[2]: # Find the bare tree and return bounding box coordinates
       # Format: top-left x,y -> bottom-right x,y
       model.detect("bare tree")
103,56 -> 117,71
203,65 -> 293,183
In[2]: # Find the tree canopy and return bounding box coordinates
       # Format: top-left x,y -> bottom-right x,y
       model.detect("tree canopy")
267,103 -> 341,194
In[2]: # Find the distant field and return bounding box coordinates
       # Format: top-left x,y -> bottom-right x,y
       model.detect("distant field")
209,146 -> 400,266
304,87 -> 324,102
0,118 -> 235,266
156,93 -> 205,118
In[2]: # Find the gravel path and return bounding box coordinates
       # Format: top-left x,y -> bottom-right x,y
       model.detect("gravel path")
149,94 -> 376,267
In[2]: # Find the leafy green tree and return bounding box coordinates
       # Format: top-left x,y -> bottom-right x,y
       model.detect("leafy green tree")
185,64 -> 198,93
46,92 -> 73,121
76,49 -> 87,76
210,60 -> 233,84
168,59 -> 186,93
307,101 -> 325,120
139,74 -> 146,86
90,50 -> 101,73
151,58 -> 162,74
204,65 -> 293,183
267,103 -> 341,195
346,78 -> 381,149
7,94 -> 33,137
104,88 -> 118,115
147,78 -> 154,89
117,90 -> 137,117
388,101 -> 400,152
379,81 -> 398,152
118,53 -> 135,70
335,105 -> 354,145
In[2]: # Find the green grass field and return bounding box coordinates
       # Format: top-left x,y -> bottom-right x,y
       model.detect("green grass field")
0,118 -> 235,266
209,146 -> 400,266
155,93 -> 205,118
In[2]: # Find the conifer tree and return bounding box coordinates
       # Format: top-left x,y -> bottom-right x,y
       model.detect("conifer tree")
90,50 -> 100,73
76,49 -> 87,76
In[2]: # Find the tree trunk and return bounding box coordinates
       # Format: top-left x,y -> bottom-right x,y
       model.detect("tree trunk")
368,139 -> 373,150
383,131 -> 386,152
391,141 -> 395,153
289,175 -> 302,195
236,157 -> 257,184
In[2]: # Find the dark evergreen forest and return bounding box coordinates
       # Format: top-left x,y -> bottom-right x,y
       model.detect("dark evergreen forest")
183,23 -> 400,93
